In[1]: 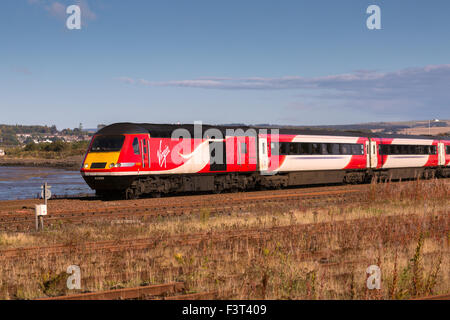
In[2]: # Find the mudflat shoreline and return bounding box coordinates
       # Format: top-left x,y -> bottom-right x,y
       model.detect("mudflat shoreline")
0,156 -> 83,170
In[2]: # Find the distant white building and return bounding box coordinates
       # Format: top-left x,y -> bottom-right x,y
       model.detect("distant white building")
0,149 -> 5,156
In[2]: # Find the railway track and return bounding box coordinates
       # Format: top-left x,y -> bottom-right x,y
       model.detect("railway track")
38,281 -> 219,300
1,212 -> 447,259
2,178 -> 448,232
34,283 -> 450,300
414,293 -> 450,300
0,189 -> 365,231
38,282 -> 195,300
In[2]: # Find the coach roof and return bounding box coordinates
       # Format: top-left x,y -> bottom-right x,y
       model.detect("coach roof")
95,122 -> 448,140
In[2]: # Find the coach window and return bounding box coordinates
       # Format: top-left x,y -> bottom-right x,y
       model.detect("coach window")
132,137 -> 140,155
299,143 -> 309,155
429,146 -> 437,155
279,143 -> 289,155
240,142 -> 247,154
350,144 -> 361,155
447,146 -> 450,154
311,143 -> 320,155
320,144 -> 329,155
289,143 -> 297,155
328,143 -> 339,154
340,144 -> 349,155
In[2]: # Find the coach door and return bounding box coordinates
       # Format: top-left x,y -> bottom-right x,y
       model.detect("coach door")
369,139 -> 378,168
365,141 -> 370,168
258,137 -> 269,171
209,140 -> 227,171
438,142 -> 445,166
139,136 -> 150,169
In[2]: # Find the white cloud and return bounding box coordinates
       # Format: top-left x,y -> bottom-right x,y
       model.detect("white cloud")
76,0 -> 96,21
29,0 -> 96,21
45,1 -> 66,19
117,64 -> 450,92
12,67 -> 32,75
117,64 -> 450,117
115,77 -> 135,84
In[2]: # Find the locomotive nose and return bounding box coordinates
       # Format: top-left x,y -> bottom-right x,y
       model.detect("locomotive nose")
81,134 -> 125,171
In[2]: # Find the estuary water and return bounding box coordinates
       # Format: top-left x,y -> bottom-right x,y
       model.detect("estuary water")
0,167 -> 94,200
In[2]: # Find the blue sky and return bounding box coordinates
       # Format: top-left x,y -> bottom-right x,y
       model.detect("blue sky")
1,0 -> 450,129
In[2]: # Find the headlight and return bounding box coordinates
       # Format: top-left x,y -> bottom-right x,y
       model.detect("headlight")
109,163 -> 115,168
84,163 -> 89,168
116,162 -> 134,167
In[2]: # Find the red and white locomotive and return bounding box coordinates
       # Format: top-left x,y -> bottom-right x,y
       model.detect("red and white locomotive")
80,122 -> 450,199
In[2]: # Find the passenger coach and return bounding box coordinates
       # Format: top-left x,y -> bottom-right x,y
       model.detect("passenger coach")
80,123 -> 450,199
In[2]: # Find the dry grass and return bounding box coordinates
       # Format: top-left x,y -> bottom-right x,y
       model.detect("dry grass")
0,179 -> 448,300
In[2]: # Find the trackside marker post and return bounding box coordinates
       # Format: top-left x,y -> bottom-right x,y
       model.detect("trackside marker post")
36,183 -> 51,231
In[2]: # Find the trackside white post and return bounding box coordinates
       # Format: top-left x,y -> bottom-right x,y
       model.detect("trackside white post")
36,183 -> 50,231
35,204 -> 47,231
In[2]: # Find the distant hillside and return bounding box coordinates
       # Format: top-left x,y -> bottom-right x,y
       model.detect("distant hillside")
0,124 -> 92,146
316,120 -> 450,136
246,120 -> 450,137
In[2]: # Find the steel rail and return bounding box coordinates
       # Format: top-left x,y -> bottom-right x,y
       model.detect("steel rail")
0,190 -> 364,231
1,212 -> 447,259
38,282 -> 185,300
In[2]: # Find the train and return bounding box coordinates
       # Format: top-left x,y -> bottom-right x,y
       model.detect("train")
80,122 -> 450,199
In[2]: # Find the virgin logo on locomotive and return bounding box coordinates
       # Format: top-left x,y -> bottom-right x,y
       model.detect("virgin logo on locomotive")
157,140 -> 170,168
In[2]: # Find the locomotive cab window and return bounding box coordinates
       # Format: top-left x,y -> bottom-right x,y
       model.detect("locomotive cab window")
132,137 -> 140,155
90,135 -> 125,152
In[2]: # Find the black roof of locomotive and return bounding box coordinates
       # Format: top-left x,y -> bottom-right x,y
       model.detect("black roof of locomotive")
96,122 -> 449,140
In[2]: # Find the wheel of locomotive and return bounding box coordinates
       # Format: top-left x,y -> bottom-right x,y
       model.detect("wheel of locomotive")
96,190 -> 121,200
95,190 -> 107,198
213,184 -> 224,194
257,185 -> 268,191
125,187 -> 137,200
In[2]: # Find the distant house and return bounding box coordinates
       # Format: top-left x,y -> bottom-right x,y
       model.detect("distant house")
0,149 -> 5,156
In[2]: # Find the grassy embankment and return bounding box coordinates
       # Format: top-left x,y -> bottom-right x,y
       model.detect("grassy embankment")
0,141 -> 89,169
0,179 -> 448,299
